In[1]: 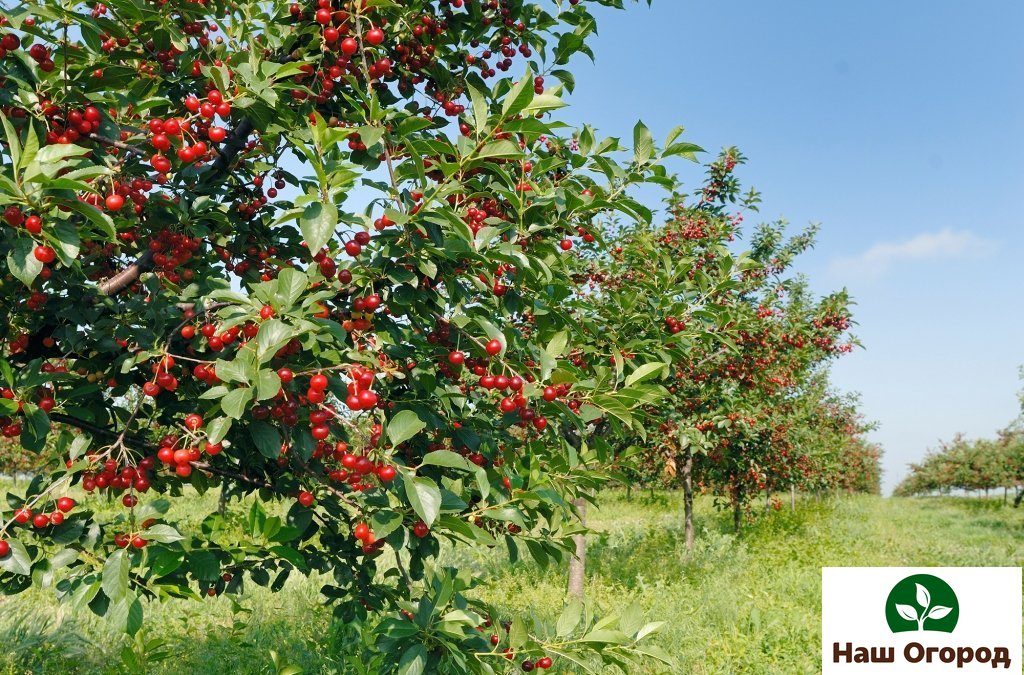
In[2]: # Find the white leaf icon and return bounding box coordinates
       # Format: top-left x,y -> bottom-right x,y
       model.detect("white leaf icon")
896,604 -> 919,621
916,583 -> 931,609
927,605 -> 952,620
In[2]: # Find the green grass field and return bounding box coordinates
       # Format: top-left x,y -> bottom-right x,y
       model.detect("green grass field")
0,492 -> 1020,674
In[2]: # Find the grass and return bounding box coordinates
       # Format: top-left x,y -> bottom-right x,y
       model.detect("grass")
0,491 -> 1020,674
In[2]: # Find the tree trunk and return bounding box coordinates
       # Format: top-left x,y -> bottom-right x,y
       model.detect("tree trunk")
682,448 -> 694,553
1014,487 -> 1023,508
790,483 -> 796,512
733,499 -> 742,533
764,489 -> 770,513
567,497 -> 588,601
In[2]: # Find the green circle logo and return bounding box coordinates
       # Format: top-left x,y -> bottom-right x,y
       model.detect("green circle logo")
885,574 -> 959,633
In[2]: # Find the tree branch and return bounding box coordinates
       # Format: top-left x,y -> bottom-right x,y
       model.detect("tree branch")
95,117 -> 255,297
88,133 -> 147,158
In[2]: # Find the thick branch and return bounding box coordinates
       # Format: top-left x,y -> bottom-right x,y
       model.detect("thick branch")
97,249 -> 154,296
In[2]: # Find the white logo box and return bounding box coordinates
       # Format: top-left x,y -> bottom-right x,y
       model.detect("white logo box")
822,567 -> 1022,674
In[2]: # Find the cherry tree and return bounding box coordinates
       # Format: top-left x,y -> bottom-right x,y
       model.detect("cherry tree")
0,0 -> 703,670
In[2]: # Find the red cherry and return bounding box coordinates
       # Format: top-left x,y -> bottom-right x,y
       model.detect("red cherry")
104,194 -> 125,211
315,7 -> 331,24
310,373 -> 328,390
297,490 -> 315,507
485,339 -> 502,356
142,382 -> 161,397
33,245 -> 56,263
559,239 -> 572,250
448,351 -> 465,366
277,368 -> 294,383
377,465 -> 396,482
412,521 -> 429,538
56,497 -> 75,512
208,126 -> 227,142
184,413 -> 203,431
151,154 -> 171,173
204,442 -> 222,455
341,37 -> 358,55
0,541 -> 9,557
365,28 -> 384,45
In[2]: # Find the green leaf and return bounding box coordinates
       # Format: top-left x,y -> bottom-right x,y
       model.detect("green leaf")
387,410 -> 426,447
580,628 -> 631,644
556,598 -> 584,636
221,387 -> 253,419
66,200 -> 116,239
474,467 -> 490,499
300,201 -> 338,254
214,358 -> 250,385
0,112 -> 22,169
188,549 -> 220,580
6,237 -> 42,287
102,549 -> 130,603
501,67 -> 534,118
523,93 -> 566,114
476,139 -> 522,160
256,370 -> 282,401
624,362 -> 666,387
34,143 -> 89,165
370,510 -> 403,538
545,331 -> 569,359
420,450 -> 470,470
397,644 -> 427,675
250,421 -> 281,458
468,81 -> 488,131
403,475 -> 442,528
663,141 -> 704,162
205,416 -> 232,444
633,120 -> 654,165
51,221 -> 81,263
107,593 -> 144,636
256,319 -> 292,359
550,69 -> 576,94
0,539 -> 32,575
276,267 -> 306,308
20,405 -> 49,452
141,524 -> 184,544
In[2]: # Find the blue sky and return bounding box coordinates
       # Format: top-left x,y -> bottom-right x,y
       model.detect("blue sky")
559,1 -> 1024,491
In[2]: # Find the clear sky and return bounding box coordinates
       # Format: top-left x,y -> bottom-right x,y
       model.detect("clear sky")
557,1 -> 1024,492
